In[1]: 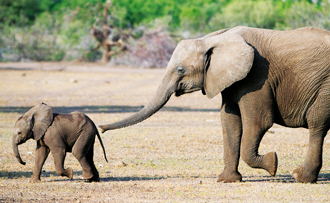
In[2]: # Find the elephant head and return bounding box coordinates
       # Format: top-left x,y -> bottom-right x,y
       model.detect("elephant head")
13,102 -> 53,165
99,29 -> 254,132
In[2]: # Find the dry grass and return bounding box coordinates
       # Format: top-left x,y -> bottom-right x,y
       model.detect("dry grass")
0,62 -> 329,202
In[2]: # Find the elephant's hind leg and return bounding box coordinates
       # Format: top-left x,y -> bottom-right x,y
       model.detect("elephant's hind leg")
75,156 -> 94,180
72,132 -> 99,182
51,148 -> 73,179
85,144 -> 100,182
291,128 -> 327,183
292,96 -> 330,183
73,150 -> 99,182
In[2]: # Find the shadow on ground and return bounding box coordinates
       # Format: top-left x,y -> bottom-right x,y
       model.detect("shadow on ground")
0,105 -> 220,114
0,170 -> 82,180
244,173 -> 330,184
101,176 -> 166,182
0,67 -> 33,71
3,170 -> 329,184
0,170 -> 165,182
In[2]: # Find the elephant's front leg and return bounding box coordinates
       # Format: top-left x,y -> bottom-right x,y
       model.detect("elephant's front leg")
239,96 -> 277,176
31,142 -> 50,183
217,103 -> 243,183
240,122 -> 278,176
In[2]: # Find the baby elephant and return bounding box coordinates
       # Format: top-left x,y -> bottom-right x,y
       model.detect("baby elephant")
12,102 -> 108,182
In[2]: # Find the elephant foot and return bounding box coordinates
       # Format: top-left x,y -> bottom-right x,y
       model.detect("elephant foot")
85,175 -> 100,182
217,169 -> 242,183
66,167 -> 73,179
82,170 -> 94,180
30,178 -> 41,183
263,152 -> 278,176
56,167 -> 73,179
291,166 -> 318,183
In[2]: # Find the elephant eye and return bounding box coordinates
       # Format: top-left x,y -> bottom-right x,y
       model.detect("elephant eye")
17,131 -> 22,135
175,66 -> 185,75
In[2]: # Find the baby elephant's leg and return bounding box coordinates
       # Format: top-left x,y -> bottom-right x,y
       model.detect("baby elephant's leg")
72,133 -> 99,182
51,147 -> 73,179
85,145 -> 99,182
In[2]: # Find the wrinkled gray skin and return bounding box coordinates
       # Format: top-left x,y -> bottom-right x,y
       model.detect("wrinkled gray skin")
13,103 -> 108,182
100,26 -> 330,183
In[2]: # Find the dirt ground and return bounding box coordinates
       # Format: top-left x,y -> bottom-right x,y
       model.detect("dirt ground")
0,62 -> 329,202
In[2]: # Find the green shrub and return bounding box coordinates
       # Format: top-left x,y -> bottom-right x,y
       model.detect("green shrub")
0,24 -> 65,61
210,0 -> 276,29
1,0 -> 329,63
0,7 -> 99,62
277,1 -> 330,30
0,0 -> 43,26
281,1 -> 319,29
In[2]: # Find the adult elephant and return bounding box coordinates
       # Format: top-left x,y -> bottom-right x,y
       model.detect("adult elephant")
100,26 -> 330,183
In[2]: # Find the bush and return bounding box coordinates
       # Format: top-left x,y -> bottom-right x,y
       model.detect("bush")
0,9 -> 98,62
2,0 -> 329,64
0,26 -> 63,62
0,0 -> 43,26
179,1 -> 222,33
0,12 -> 64,62
210,0 -> 276,29
278,1 -> 330,30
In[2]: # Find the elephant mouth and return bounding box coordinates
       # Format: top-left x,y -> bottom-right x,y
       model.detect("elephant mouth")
175,88 -> 200,97
175,90 -> 184,97
15,136 -> 26,145
16,139 -> 25,145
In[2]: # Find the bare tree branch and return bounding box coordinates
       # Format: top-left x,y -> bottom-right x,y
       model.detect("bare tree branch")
88,1 -> 127,63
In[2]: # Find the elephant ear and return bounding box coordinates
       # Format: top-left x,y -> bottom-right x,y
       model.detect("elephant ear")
203,33 -> 255,98
29,103 -> 53,141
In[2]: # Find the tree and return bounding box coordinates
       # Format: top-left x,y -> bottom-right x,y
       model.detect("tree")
90,1 -> 127,63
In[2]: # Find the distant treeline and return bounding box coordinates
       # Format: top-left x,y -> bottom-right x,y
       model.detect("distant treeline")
1,0 -> 329,63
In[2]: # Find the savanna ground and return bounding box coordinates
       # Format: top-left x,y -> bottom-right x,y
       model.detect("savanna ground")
0,62 -> 329,202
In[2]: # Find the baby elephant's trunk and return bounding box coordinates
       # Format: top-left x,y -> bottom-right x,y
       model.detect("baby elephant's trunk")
12,135 -> 26,165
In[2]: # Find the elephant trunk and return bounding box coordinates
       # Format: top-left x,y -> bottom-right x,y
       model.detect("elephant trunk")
99,77 -> 176,133
12,135 -> 26,165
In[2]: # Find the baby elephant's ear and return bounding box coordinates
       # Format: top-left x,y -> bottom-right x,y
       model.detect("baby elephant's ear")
32,103 -> 53,141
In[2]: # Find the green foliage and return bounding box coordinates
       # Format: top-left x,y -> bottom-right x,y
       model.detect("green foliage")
111,0 -> 224,31
210,0 -> 276,29
39,0 -> 61,11
49,0 -> 104,11
281,1 -> 321,29
0,9 -> 98,62
0,0 -> 44,26
274,0 -> 330,30
81,49 -> 102,62
1,0 -> 330,62
0,12 -> 65,62
179,0 -> 222,32
112,0 -> 172,27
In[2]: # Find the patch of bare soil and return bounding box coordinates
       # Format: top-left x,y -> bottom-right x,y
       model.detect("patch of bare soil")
0,62 -> 329,202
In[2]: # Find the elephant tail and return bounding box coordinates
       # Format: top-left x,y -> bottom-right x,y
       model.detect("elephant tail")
96,130 -> 108,162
